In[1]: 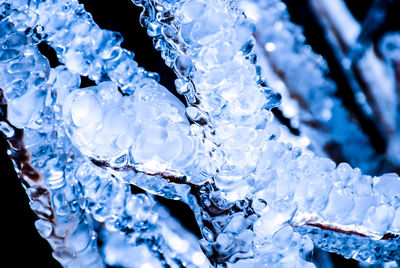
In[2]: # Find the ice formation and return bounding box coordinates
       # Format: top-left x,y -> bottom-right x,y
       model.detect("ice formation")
0,0 -> 399,267
238,0 -> 386,175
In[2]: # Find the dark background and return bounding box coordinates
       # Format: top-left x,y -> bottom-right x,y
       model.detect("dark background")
1,0 -> 399,267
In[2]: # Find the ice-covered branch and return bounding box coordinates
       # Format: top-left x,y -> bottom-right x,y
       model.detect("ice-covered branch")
130,0 -> 399,264
0,15 -> 104,266
0,0 -> 399,267
0,2 -> 206,266
238,0 -> 390,175
309,0 -> 400,169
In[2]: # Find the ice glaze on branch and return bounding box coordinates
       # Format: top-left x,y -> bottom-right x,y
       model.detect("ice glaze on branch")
0,0 -> 399,266
0,15 -> 104,264
309,0 -> 400,169
239,0 -> 390,175
1,1 -> 207,266
130,0 -> 400,264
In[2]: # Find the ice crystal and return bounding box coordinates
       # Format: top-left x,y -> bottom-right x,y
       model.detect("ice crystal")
0,0 -> 399,267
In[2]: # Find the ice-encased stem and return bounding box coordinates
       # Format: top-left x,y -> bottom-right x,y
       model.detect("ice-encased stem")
1,0 -> 399,266
131,0 -> 400,264
0,12 -> 104,267
309,0 -> 400,169
239,0 -> 389,175
9,0 -> 157,93
1,1 -> 207,266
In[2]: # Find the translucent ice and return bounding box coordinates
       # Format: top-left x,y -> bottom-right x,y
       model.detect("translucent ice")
1,0 -> 400,267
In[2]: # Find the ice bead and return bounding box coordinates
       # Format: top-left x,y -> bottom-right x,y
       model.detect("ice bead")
254,208 -> 295,238
364,205 -> 395,235
35,219 -> 53,238
272,225 -> 294,250
70,92 -> 103,127
64,50 -> 89,75
181,0 -> 207,23
49,66 -> 81,105
7,86 -> 46,128
323,189 -> 354,221
351,195 -> 379,224
373,173 -> 400,198
0,121 -> 15,138
174,55 -> 194,79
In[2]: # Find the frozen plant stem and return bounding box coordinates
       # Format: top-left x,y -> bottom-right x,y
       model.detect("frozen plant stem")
238,0 -> 389,175
0,2 -> 206,267
0,0 -> 399,267
131,0 -> 400,264
309,0 -> 400,169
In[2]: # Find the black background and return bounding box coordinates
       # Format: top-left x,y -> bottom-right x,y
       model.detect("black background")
1,0 -> 399,267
